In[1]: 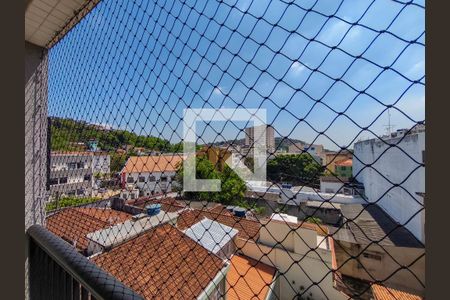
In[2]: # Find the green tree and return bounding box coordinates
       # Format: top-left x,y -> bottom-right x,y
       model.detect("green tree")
267,154 -> 324,187
175,155 -> 246,205
46,196 -> 101,212
110,152 -> 128,173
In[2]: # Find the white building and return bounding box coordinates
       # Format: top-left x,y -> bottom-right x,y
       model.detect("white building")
288,142 -> 324,164
49,151 -> 111,198
120,155 -> 184,196
319,176 -> 365,196
245,125 -> 275,153
352,125 -> 425,243
92,152 -> 111,175
238,213 -> 347,300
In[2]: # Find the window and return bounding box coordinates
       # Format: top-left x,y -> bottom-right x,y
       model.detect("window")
49,178 -> 59,186
127,176 -> 134,183
161,176 -> 168,182
84,174 -> 91,181
68,162 -> 77,170
77,162 -> 85,169
149,175 -> 156,182
138,176 -> 146,182
59,177 -> 68,184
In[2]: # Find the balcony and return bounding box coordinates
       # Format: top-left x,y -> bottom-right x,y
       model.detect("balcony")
27,225 -> 143,300
25,0 -> 425,299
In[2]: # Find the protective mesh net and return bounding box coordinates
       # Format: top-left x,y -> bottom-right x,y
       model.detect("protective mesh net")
36,0 -> 425,299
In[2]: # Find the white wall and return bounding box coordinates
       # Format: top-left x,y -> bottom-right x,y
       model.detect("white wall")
25,42 -> 48,230
25,41 -> 49,300
237,220 -> 346,300
353,131 -> 425,243
125,171 -> 177,194
92,154 -> 110,174
320,181 -> 344,194
280,189 -> 366,205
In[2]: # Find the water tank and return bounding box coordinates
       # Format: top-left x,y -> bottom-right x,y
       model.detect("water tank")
226,206 -> 235,212
146,204 -> 161,216
233,207 -> 246,218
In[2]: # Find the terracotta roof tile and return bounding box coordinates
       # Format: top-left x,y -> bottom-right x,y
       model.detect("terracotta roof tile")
227,255 -> 276,300
46,208 -> 132,253
207,204 -> 234,216
372,284 -> 423,300
177,209 -> 261,241
335,158 -> 353,167
92,224 -> 226,299
122,155 -> 184,174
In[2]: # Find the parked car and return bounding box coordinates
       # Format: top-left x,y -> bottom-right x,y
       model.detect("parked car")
281,183 -> 292,189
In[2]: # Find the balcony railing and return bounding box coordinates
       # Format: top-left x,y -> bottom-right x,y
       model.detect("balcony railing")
27,225 -> 143,300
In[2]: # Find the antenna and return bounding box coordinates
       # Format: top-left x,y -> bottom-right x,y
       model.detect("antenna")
383,108 -> 396,136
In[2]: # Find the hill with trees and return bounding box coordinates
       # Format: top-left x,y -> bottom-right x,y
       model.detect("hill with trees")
50,117 -> 183,172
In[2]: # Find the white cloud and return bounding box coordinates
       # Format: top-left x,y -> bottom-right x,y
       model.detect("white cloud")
290,61 -> 306,74
236,0 -> 251,12
407,60 -> 425,79
319,19 -> 361,45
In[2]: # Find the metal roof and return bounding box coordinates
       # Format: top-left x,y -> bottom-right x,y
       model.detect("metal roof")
86,211 -> 179,248
183,217 -> 239,254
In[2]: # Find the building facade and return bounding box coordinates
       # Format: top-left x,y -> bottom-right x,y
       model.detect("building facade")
334,158 -> 352,178
352,125 -> 425,243
323,151 -> 353,174
49,151 -> 111,198
331,204 -> 425,298
245,125 -> 275,153
288,142 -> 325,164
121,155 -> 184,196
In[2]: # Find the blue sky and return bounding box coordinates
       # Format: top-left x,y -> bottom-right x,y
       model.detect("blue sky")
48,0 -> 425,150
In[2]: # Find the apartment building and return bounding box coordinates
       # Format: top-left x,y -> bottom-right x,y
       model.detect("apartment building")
120,155 -> 184,196
288,142 -> 325,164
334,158 -> 353,178
353,125 -> 425,243
330,204 -> 425,299
49,151 -> 111,198
323,150 -> 353,174
238,213 -> 347,300
245,124 -> 275,153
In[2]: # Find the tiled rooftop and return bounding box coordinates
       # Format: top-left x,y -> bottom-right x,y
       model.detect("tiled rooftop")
227,255 -> 277,300
92,224 -> 226,299
206,204 -> 234,216
177,209 -> 261,241
121,155 -> 184,173
335,158 -> 353,167
371,284 -> 423,300
46,208 -> 132,252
